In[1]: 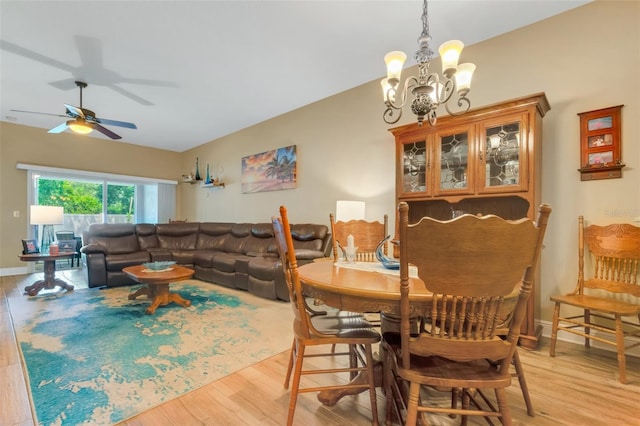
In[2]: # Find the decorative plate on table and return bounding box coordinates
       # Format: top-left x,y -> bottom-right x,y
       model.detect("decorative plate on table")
142,261 -> 176,272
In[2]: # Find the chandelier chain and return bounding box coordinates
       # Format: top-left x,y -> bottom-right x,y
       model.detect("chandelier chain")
416,0 -> 433,66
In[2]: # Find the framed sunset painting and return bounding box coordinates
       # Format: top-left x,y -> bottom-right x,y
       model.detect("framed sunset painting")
241,145 -> 297,193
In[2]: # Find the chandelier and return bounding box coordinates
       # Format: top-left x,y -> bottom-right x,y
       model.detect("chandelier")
381,0 -> 476,127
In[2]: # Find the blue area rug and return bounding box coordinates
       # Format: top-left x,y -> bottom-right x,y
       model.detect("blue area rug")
8,280 -> 292,425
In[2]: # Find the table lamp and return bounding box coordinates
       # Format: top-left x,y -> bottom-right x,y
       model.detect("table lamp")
30,205 -> 64,254
335,200 -> 365,222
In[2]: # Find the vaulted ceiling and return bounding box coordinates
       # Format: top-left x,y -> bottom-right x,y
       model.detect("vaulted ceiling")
1,1 -> 590,152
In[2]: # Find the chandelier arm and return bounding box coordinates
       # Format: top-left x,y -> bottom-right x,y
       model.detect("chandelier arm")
436,78 -> 456,105
383,76 -> 420,125
444,95 -> 472,116
426,109 -> 437,126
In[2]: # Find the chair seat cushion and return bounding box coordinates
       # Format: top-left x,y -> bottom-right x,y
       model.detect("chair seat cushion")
551,293 -> 640,315
295,321 -> 380,343
312,315 -> 374,333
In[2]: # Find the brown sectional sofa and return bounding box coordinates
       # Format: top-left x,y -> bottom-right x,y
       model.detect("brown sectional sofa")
81,221 -> 332,301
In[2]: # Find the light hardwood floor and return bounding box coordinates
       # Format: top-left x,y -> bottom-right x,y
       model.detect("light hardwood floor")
2,269 -> 639,426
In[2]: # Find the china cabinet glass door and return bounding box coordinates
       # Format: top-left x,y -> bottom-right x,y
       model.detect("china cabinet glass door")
401,140 -> 428,195
480,114 -> 528,193
435,126 -> 473,196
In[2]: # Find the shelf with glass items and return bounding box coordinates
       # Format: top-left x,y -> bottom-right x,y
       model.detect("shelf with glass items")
201,180 -> 225,189
182,157 -> 224,187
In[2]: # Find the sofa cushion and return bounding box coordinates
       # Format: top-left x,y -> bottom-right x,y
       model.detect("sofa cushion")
294,249 -> 326,260
171,249 -> 196,265
136,224 -> 158,250
212,252 -> 246,273
193,250 -> 223,268
291,224 -> 328,251
105,251 -> 150,271
248,256 -> 281,281
222,224 -> 252,253
85,223 -> 140,254
243,223 -> 277,255
197,223 -> 233,250
156,223 -> 199,250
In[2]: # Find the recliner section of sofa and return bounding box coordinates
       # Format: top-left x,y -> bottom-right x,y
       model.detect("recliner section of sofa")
81,221 -> 331,301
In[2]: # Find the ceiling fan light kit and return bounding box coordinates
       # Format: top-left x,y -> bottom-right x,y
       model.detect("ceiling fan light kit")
11,81 -> 137,140
67,119 -> 93,135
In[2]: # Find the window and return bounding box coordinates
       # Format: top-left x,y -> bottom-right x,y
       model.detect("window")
19,164 -> 177,240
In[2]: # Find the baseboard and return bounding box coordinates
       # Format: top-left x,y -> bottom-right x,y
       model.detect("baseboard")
538,319 -> 640,358
0,267 -> 29,277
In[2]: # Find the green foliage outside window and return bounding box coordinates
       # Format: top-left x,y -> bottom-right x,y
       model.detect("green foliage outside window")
37,179 -> 135,216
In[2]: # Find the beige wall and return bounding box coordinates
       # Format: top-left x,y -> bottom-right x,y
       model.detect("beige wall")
1,2 -> 638,328
179,1 -> 640,327
0,123 -> 182,269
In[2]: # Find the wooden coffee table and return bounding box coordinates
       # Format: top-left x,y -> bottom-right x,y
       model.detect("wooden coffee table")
123,264 -> 195,315
19,253 -> 76,296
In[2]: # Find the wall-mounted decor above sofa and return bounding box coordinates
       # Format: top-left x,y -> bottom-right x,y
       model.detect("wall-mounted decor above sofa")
81,220 -> 331,301
241,145 -> 297,194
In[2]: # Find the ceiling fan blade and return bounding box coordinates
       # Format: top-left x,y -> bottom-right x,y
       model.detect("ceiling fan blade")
64,104 -> 84,118
91,123 -> 122,140
10,109 -> 68,118
48,122 -> 69,134
95,117 -> 137,129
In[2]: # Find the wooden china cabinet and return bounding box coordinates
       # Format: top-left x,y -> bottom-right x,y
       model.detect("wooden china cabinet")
390,92 -> 550,349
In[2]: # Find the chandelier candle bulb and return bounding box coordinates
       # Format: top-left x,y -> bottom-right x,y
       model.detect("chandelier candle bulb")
455,63 -> 476,96
438,40 -> 464,77
384,51 -> 407,83
381,78 -> 395,102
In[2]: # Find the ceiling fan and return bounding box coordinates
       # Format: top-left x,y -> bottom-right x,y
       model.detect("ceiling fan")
11,81 -> 137,140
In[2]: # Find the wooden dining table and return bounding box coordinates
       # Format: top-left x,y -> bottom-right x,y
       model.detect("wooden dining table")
298,260 -> 430,315
297,260 -> 430,406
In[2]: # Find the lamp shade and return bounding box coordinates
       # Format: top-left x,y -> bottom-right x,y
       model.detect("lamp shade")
335,201 -> 365,222
438,40 -> 464,77
455,63 -> 476,96
384,51 -> 407,83
30,205 -> 64,225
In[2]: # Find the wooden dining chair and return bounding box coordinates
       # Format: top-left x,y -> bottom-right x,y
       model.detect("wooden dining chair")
330,213 -> 388,262
549,216 -> 640,384
383,202 -> 551,425
329,213 -> 389,344
273,206 -> 381,426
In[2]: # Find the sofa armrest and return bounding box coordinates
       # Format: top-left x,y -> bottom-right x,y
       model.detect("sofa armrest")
81,243 -> 107,255
83,252 -> 108,288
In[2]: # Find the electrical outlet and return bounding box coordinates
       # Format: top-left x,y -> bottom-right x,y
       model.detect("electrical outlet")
13,210 -> 20,218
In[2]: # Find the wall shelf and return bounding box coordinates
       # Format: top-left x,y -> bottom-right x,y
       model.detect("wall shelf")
201,182 -> 225,189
